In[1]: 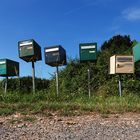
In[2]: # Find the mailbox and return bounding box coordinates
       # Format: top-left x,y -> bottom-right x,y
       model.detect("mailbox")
110,55 -> 134,74
133,42 -> 140,62
18,39 -> 42,62
44,45 -> 67,67
0,59 -> 19,77
79,43 -> 97,62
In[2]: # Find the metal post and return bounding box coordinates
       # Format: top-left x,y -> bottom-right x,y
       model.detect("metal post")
18,75 -> 21,91
119,75 -> 122,97
32,61 -> 35,94
15,66 -> 20,91
88,68 -> 91,99
56,66 -> 59,96
4,76 -> 8,94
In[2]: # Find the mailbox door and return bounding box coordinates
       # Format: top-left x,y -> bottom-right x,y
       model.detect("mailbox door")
80,43 -> 97,62
80,49 -> 96,61
116,56 -> 134,74
19,45 -> 34,57
45,51 -> 60,64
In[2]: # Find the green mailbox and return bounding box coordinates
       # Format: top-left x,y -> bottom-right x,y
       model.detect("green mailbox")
133,43 -> 140,62
18,39 -> 42,62
0,59 -> 19,77
79,43 -> 97,62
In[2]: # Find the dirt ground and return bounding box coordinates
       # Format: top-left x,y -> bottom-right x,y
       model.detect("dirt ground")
0,112 -> 140,140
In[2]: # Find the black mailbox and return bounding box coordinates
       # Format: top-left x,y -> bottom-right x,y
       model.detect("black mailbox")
44,45 -> 67,67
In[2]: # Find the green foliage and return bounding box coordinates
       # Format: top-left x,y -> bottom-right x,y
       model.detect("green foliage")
0,91 -> 139,116
0,76 -> 50,93
101,35 -> 133,54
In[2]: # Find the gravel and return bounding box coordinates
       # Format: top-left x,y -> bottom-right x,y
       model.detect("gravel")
0,113 -> 140,140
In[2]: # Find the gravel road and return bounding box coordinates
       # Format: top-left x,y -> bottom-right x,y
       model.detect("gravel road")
0,113 -> 140,140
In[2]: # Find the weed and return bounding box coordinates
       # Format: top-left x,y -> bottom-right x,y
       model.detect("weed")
0,91 -> 140,116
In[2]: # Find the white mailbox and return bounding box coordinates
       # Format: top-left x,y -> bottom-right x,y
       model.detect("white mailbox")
110,55 -> 134,74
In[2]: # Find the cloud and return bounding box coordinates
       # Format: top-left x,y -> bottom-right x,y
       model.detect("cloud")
122,8 -> 140,21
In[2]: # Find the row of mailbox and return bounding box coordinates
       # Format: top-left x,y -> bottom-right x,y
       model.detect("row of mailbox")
0,39 -> 140,77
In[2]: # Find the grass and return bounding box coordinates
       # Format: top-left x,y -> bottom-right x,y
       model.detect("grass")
0,91 -> 140,116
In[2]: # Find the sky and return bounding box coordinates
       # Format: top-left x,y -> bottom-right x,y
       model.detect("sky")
0,0 -> 140,79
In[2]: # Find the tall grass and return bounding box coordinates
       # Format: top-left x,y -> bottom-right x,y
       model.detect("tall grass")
0,91 -> 140,116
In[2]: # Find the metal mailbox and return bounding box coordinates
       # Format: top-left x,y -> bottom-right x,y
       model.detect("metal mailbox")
133,42 -> 140,62
79,43 -> 97,62
44,45 -> 67,67
18,39 -> 42,62
110,55 -> 134,74
0,59 -> 19,77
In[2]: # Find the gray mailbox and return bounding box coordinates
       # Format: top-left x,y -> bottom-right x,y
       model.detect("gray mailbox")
44,45 -> 67,67
18,39 -> 42,62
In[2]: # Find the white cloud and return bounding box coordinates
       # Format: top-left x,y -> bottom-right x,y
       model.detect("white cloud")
122,8 -> 140,21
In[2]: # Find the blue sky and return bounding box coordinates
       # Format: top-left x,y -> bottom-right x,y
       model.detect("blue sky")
0,0 -> 140,79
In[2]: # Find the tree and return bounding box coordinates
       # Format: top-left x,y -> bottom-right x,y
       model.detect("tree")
101,35 -> 133,55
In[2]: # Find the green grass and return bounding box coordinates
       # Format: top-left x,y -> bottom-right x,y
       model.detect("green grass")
0,91 -> 140,116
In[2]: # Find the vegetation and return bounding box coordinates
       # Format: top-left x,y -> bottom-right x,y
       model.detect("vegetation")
0,35 -> 140,116
0,76 -> 50,93
0,91 -> 139,116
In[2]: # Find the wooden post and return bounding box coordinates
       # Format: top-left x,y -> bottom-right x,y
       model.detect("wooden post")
4,76 -> 8,94
119,75 -> 122,97
56,66 -> 59,96
32,61 -> 35,94
88,68 -> 91,99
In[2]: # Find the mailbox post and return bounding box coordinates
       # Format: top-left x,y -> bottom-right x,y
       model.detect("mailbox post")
32,61 -> 35,94
4,76 -> 8,94
56,66 -> 59,96
87,68 -> 91,98
79,43 -> 97,98
18,39 -> 42,94
44,45 -> 67,96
